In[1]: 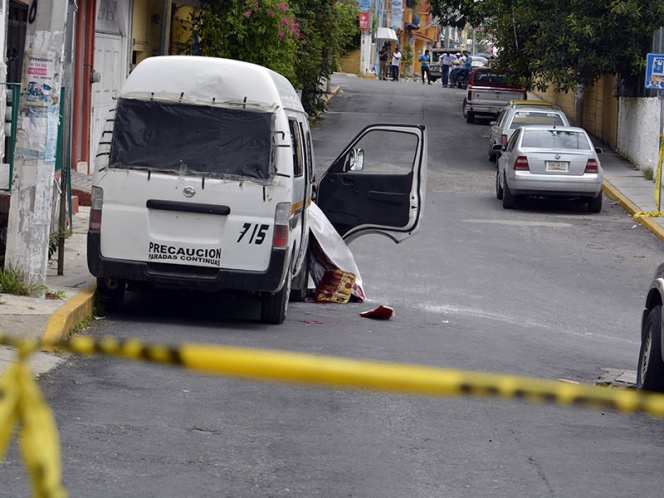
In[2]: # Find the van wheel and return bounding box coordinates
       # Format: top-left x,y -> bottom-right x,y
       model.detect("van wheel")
261,266 -> 292,324
97,278 -> 125,312
290,256 -> 309,302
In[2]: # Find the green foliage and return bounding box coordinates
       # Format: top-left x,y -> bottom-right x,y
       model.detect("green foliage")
0,262 -> 43,296
48,229 -> 70,262
190,0 -> 301,83
402,44 -> 414,66
180,0 -> 361,116
428,0 -> 664,93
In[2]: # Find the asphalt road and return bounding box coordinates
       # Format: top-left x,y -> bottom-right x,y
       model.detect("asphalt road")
2,74 -> 664,497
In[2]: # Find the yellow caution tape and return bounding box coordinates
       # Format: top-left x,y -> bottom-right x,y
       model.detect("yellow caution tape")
4,330 -> 664,498
0,339 -> 67,498
655,133 -> 664,211
633,210 -> 664,220
2,332 -> 664,418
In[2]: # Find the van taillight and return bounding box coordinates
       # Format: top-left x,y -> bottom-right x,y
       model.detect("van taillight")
585,158 -> 599,173
272,202 -> 291,248
89,186 -> 103,231
501,134 -> 507,147
514,156 -> 529,170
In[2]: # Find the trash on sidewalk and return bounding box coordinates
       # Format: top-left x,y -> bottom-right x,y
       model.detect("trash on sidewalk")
359,305 -> 394,320
308,203 -> 366,302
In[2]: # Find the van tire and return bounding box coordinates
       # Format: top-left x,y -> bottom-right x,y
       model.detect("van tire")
97,278 -> 125,312
261,266 -> 292,324
290,256 -> 309,302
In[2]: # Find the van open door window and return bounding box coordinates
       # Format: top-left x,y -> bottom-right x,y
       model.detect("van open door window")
316,124 -> 427,243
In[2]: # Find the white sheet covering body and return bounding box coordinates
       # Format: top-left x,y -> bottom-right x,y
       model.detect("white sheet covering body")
308,202 -> 366,301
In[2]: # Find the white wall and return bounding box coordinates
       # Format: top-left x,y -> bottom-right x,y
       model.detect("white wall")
617,97 -> 661,171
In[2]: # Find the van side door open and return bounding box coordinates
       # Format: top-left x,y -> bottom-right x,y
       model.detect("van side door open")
316,124 -> 427,243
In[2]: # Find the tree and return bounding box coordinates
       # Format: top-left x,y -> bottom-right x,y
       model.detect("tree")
180,0 -> 360,116
428,0 -> 664,96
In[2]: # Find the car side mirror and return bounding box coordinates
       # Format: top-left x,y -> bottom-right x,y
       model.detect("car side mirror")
594,147 -> 603,154
346,148 -> 364,171
492,144 -> 504,152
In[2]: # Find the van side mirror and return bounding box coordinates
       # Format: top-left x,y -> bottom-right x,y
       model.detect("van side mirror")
346,148 -> 364,171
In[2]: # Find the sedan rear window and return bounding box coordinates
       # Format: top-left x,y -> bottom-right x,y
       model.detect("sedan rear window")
109,98 -> 274,181
521,129 -> 591,150
509,112 -> 566,129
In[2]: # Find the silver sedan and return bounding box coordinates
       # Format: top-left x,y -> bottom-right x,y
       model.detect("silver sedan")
494,126 -> 604,212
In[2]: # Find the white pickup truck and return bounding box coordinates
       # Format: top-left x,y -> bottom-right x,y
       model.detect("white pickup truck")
462,68 -> 527,124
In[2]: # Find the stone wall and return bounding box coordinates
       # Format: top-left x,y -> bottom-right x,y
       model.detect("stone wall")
617,97 -> 661,172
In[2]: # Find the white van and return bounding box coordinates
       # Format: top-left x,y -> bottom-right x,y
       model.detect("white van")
87,56 -> 427,323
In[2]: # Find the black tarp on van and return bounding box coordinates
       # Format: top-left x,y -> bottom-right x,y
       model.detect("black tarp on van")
109,98 -> 274,180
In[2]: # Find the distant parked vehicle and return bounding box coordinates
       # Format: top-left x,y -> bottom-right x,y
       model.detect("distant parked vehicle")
638,265 -> 664,392
488,103 -> 570,162
494,126 -> 604,212
462,68 -> 527,124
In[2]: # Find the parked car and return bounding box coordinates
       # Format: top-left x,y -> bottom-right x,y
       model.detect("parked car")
462,68 -> 527,123
638,266 -> 664,392
488,103 -> 570,162
494,126 -> 604,212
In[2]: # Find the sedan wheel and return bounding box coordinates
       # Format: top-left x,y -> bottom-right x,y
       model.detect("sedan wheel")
588,194 -> 602,213
495,169 -> 503,200
637,305 -> 664,392
502,175 -> 516,209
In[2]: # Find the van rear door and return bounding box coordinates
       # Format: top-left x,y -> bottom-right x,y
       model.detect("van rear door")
316,124 -> 427,243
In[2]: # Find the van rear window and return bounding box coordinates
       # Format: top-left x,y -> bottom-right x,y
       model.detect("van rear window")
109,99 -> 274,180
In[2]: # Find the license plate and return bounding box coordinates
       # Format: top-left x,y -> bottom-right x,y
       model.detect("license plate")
546,160 -> 569,172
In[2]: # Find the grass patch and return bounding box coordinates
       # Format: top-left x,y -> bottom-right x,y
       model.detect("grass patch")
643,167 -> 654,182
69,314 -> 94,335
0,262 -> 43,296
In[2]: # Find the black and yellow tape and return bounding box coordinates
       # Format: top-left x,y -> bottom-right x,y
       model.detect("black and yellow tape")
4,331 -> 664,497
3,332 -> 664,417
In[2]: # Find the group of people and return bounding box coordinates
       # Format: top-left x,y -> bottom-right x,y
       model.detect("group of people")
377,42 -> 474,87
438,51 -> 472,88
379,42 -> 402,81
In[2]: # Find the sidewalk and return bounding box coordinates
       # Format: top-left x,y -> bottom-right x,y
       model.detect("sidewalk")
1,123 -> 664,377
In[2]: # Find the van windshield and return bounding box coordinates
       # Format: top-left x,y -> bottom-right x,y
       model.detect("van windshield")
109,98 -> 274,180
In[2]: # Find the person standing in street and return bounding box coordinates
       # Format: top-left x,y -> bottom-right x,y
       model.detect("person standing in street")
379,42 -> 390,81
391,47 -> 402,81
441,51 -> 454,88
419,50 -> 432,84
461,50 -> 473,82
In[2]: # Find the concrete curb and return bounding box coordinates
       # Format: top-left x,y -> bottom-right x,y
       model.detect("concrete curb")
603,179 -> 664,243
42,282 -> 96,344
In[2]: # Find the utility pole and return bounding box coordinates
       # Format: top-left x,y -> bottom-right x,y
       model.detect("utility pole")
5,0 -> 69,296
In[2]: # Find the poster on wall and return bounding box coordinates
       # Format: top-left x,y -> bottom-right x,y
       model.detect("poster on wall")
391,0 -> 403,31
23,51 -> 55,105
359,12 -> 370,30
